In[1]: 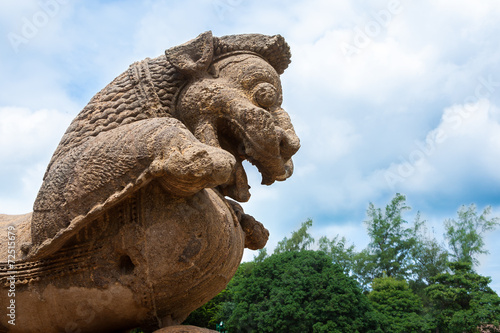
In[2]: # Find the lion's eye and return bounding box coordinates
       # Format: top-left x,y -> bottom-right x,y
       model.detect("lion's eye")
253,83 -> 278,109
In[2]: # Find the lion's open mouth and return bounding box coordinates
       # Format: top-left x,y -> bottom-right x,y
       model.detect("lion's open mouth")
215,118 -> 293,202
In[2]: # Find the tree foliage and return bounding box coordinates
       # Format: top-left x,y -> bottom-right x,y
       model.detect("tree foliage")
425,261 -> 500,332
361,193 -> 416,280
183,289 -> 230,329
352,249 -> 378,292
253,248 -> 268,263
368,277 -> 426,333
445,204 -> 500,266
318,234 -> 355,275
183,195 -> 500,333
409,217 -> 449,295
225,251 -> 380,333
274,218 -> 314,254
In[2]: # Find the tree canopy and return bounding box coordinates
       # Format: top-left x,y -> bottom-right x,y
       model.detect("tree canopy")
368,277 -> 426,333
225,251 -> 379,333
363,193 -> 415,279
444,204 -> 500,266
184,194 -> 500,333
425,261 -> 500,332
274,218 -> 314,254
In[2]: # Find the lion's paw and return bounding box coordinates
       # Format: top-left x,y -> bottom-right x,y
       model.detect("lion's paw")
150,142 -> 236,196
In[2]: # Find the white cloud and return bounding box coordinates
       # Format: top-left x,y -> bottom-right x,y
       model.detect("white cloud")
0,107 -> 71,159
1,0 -> 500,292
313,222 -> 370,251
381,100 -> 500,196
0,107 -> 72,214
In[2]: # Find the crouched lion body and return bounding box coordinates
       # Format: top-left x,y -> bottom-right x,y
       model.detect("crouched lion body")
0,31 -> 299,332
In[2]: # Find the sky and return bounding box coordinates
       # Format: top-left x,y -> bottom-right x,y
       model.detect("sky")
1,0 -> 500,292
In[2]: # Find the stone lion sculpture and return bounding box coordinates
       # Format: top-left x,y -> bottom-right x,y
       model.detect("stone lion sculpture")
0,31 -> 299,332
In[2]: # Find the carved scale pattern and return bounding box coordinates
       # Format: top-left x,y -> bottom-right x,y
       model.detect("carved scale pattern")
0,242 -> 101,287
0,195 -> 141,287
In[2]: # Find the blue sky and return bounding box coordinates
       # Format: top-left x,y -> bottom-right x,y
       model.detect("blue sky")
1,0 -> 500,292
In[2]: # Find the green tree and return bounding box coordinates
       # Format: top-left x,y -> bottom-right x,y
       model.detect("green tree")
368,277 -> 426,333
253,248 -> 268,263
226,251 -> 381,332
185,220 -> 317,329
184,261 -> 257,329
445,204 -> 500,266
360,193 -> 416,280
352,249 -> 378,292
425,261 -> 500,333
274,218 -> 314,254
183,289 -> 230,329
318,234 -> 356,275
409,218 -> 449,295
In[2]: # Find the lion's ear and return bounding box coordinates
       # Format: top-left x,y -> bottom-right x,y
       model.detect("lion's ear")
165,31 -> 214,77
